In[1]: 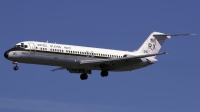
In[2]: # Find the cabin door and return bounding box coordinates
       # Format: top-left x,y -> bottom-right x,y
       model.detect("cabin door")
28,43 -> 36,53
28,42 -> 36,60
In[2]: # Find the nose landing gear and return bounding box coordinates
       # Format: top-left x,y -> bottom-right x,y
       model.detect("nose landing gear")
12,62 -> 19,71
13,66 -> 19,71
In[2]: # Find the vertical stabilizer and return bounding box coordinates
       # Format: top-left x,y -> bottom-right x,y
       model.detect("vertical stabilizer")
136,32 -> 170,58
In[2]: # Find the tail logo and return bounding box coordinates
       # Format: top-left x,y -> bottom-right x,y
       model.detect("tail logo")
148,38 -> 156,50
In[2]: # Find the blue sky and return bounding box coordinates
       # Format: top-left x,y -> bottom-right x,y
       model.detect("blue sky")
1,0 -> 200,112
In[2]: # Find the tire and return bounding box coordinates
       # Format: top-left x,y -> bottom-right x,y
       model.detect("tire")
101,70 -> 108,77
13,66 -> 19,71
80,73 -> 88,80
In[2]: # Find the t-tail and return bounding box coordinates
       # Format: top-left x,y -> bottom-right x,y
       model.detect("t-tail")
136,32 -> 195,58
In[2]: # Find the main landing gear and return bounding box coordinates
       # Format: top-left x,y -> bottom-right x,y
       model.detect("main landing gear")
80,73 -> 88,80
101,70 -> 108,77
79,70 -> 109,80
12,62 -> 19,71
100,65 -> 109,77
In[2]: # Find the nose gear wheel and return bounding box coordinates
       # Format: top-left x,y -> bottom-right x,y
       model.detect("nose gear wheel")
12,62 -> 19,71
13,66 -> 19,71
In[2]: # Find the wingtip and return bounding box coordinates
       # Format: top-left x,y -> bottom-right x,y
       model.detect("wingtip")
184,34 -> 196,36
163,52 -> 168,54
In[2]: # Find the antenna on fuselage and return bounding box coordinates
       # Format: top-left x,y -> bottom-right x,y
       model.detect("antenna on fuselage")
46,40 -> 48,43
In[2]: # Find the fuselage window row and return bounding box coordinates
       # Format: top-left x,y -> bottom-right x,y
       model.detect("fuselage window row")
39,48 -> 122,58
40,48 -> 47,51
49,49 -> 64,52
65,50 -> 122,58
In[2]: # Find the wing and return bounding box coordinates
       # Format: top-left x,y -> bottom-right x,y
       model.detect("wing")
50,67 -> 66,72
80,52 -> 168,65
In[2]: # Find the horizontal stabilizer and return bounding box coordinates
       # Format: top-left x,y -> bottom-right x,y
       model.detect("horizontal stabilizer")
153,33 -> 196,37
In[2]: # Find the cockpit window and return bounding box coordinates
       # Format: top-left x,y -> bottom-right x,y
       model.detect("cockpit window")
15,45 -> 21,48
14,44 -> 28,48
21,43 -> 24,47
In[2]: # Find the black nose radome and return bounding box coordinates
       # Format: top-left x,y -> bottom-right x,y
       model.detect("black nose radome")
4,51 -> 9,59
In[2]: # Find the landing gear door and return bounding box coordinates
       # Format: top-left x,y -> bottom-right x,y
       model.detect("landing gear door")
28,43 -> 36,53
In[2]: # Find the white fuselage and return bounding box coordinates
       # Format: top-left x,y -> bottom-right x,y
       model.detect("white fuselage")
5,41 -> 153,72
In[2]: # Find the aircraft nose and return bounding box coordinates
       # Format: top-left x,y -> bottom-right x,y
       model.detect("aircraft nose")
4,51 -> 9,59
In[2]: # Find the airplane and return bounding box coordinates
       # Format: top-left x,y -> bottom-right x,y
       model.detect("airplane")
4,32 -> 194,80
